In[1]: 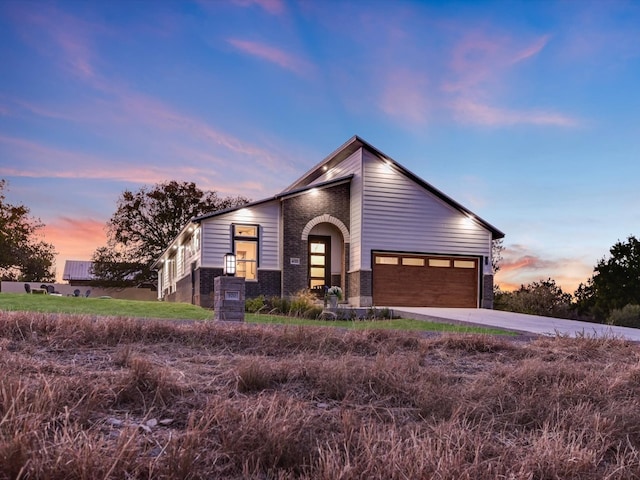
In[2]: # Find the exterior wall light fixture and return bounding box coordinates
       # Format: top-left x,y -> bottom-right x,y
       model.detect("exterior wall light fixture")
223,252 -> 236,276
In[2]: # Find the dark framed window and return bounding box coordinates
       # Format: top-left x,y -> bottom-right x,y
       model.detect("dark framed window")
233,224 -> 259,280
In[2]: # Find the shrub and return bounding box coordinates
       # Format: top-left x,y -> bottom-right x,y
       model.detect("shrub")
301,306 -> 323,319
288,289 -> 317,317
245,295 -> 266,313
267,296 -> 290,314
495,279 -> 574,319
607,304 -> 640,327
366,307 -> 393,320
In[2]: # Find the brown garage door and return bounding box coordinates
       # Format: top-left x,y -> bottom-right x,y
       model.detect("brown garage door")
372,253 -> 479,307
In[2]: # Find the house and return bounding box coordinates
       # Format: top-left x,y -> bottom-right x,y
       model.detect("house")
154,136 -> 504,309
62,260 -> 97,285
59,260 -> 157,301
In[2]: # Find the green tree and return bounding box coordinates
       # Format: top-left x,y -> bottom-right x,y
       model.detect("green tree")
0,179 -> 56,282
495,278 -> 574,319
92,181 -> 249,287
576,235 -> 640,321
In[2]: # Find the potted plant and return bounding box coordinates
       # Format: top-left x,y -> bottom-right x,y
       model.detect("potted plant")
326,286 -> 343,309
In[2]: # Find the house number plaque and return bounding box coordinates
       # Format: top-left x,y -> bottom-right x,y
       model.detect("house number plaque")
290,258 -> 300,265
224,290 -> 240,301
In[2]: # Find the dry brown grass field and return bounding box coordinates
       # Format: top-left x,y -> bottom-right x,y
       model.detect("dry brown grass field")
2,311 -> 640,479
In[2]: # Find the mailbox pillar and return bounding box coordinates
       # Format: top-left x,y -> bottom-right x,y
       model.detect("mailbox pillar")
213,276 -> 245,322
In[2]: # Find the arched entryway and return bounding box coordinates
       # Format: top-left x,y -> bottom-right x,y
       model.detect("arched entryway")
301,215 -> 349,298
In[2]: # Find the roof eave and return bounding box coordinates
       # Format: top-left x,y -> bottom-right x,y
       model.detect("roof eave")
282,135 -> 364,192
152,220 -> 198,269
191,196 -> 277,223
277,174 -> 354,200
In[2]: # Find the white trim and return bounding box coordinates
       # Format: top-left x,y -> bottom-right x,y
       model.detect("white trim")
301,214 -> 350,242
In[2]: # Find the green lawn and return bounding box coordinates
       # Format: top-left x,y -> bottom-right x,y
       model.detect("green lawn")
0,292 -> 515,335
0,293 -> 211,320
246,313 -> 515,335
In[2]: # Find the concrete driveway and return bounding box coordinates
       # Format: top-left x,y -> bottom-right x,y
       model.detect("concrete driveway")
391,307 -> 640,341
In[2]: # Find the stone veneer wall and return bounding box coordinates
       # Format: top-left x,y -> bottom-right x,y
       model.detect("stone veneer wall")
482,274 -> 494,309
348,270 -> 372,307
246,270 -> 282,299
213,276 -> 245,322
197,267 -> 224,309
282,182 -> 351,297
195,267 -> 281,309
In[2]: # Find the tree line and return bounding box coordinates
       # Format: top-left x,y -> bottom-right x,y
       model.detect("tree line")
2,178 -> 638,326
494,235 -> 640,326
0,179 -> 247,287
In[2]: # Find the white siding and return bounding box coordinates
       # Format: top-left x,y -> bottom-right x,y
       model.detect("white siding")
347,151 -> 363,272
306,149 -> 363,272
157,264 -> 165,299
360,150 -> 492,270
201,200 -> 280,269
307,149 -> 362,187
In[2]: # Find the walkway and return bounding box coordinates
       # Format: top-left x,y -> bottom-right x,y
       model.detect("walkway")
391,307 -> 640,341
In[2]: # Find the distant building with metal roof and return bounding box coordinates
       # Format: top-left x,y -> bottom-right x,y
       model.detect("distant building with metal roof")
62,260 -> 96,283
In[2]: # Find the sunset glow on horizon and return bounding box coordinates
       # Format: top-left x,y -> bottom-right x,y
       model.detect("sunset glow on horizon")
1,0 -> 639,294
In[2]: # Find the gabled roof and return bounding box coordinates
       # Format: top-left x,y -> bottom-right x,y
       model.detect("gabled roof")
155,135 -> 504,269
192,174 -> 354,223
63,259 -> 139,282
283,135 -> 505,239
283,135 -> 366,192
152,174 -> 355,269
62,260 -> 96,281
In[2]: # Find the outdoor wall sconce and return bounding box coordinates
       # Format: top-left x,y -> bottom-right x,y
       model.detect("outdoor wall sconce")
223,252 -> 236,276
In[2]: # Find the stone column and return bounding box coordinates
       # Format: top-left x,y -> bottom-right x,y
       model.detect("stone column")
482,274 -> 494,309
213,276 -> 245,322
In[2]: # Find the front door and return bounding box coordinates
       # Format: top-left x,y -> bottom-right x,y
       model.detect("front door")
308,235 -> 331,296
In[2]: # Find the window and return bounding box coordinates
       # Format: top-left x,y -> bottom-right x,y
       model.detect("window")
454,260 -> 476,269
168,255 -> 176,282
428,259 -> 451,268
402,257 -> 425,266
233,224 -> 258,280
185,228 -> 200,260
309,236 -> 330,292
375,256 -> 399,265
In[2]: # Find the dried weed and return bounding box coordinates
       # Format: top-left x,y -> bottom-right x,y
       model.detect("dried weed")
2,311 -> 640,479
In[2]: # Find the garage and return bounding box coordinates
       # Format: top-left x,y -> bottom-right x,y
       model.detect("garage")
372,252 -> 480,307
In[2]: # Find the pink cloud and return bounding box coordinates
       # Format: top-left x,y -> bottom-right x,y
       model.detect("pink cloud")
0,132 -> 284,201
0,134 -> 197,184
2,79 -> 293,176
42,217 -> 108,281
445,33 -> 505,93
446,33 -> 550,93
227,38 -> 312,76
232,0 -> 286,15
113,91 -> 290,173
3,97 -> 78,122
512,35 -> 552,64
452,98 -> 579,127
436,32 -> 579,128
54,30 -> 95,79
359,28 -> 566,129
495,244 -> 593,294
378,69 -> 430,124
9,4 -> 106,82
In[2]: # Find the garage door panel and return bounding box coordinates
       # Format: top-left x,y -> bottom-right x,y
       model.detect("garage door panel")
373,253 -> 478,307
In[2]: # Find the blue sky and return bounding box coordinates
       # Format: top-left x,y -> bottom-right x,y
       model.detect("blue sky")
1,0 -> 639,292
